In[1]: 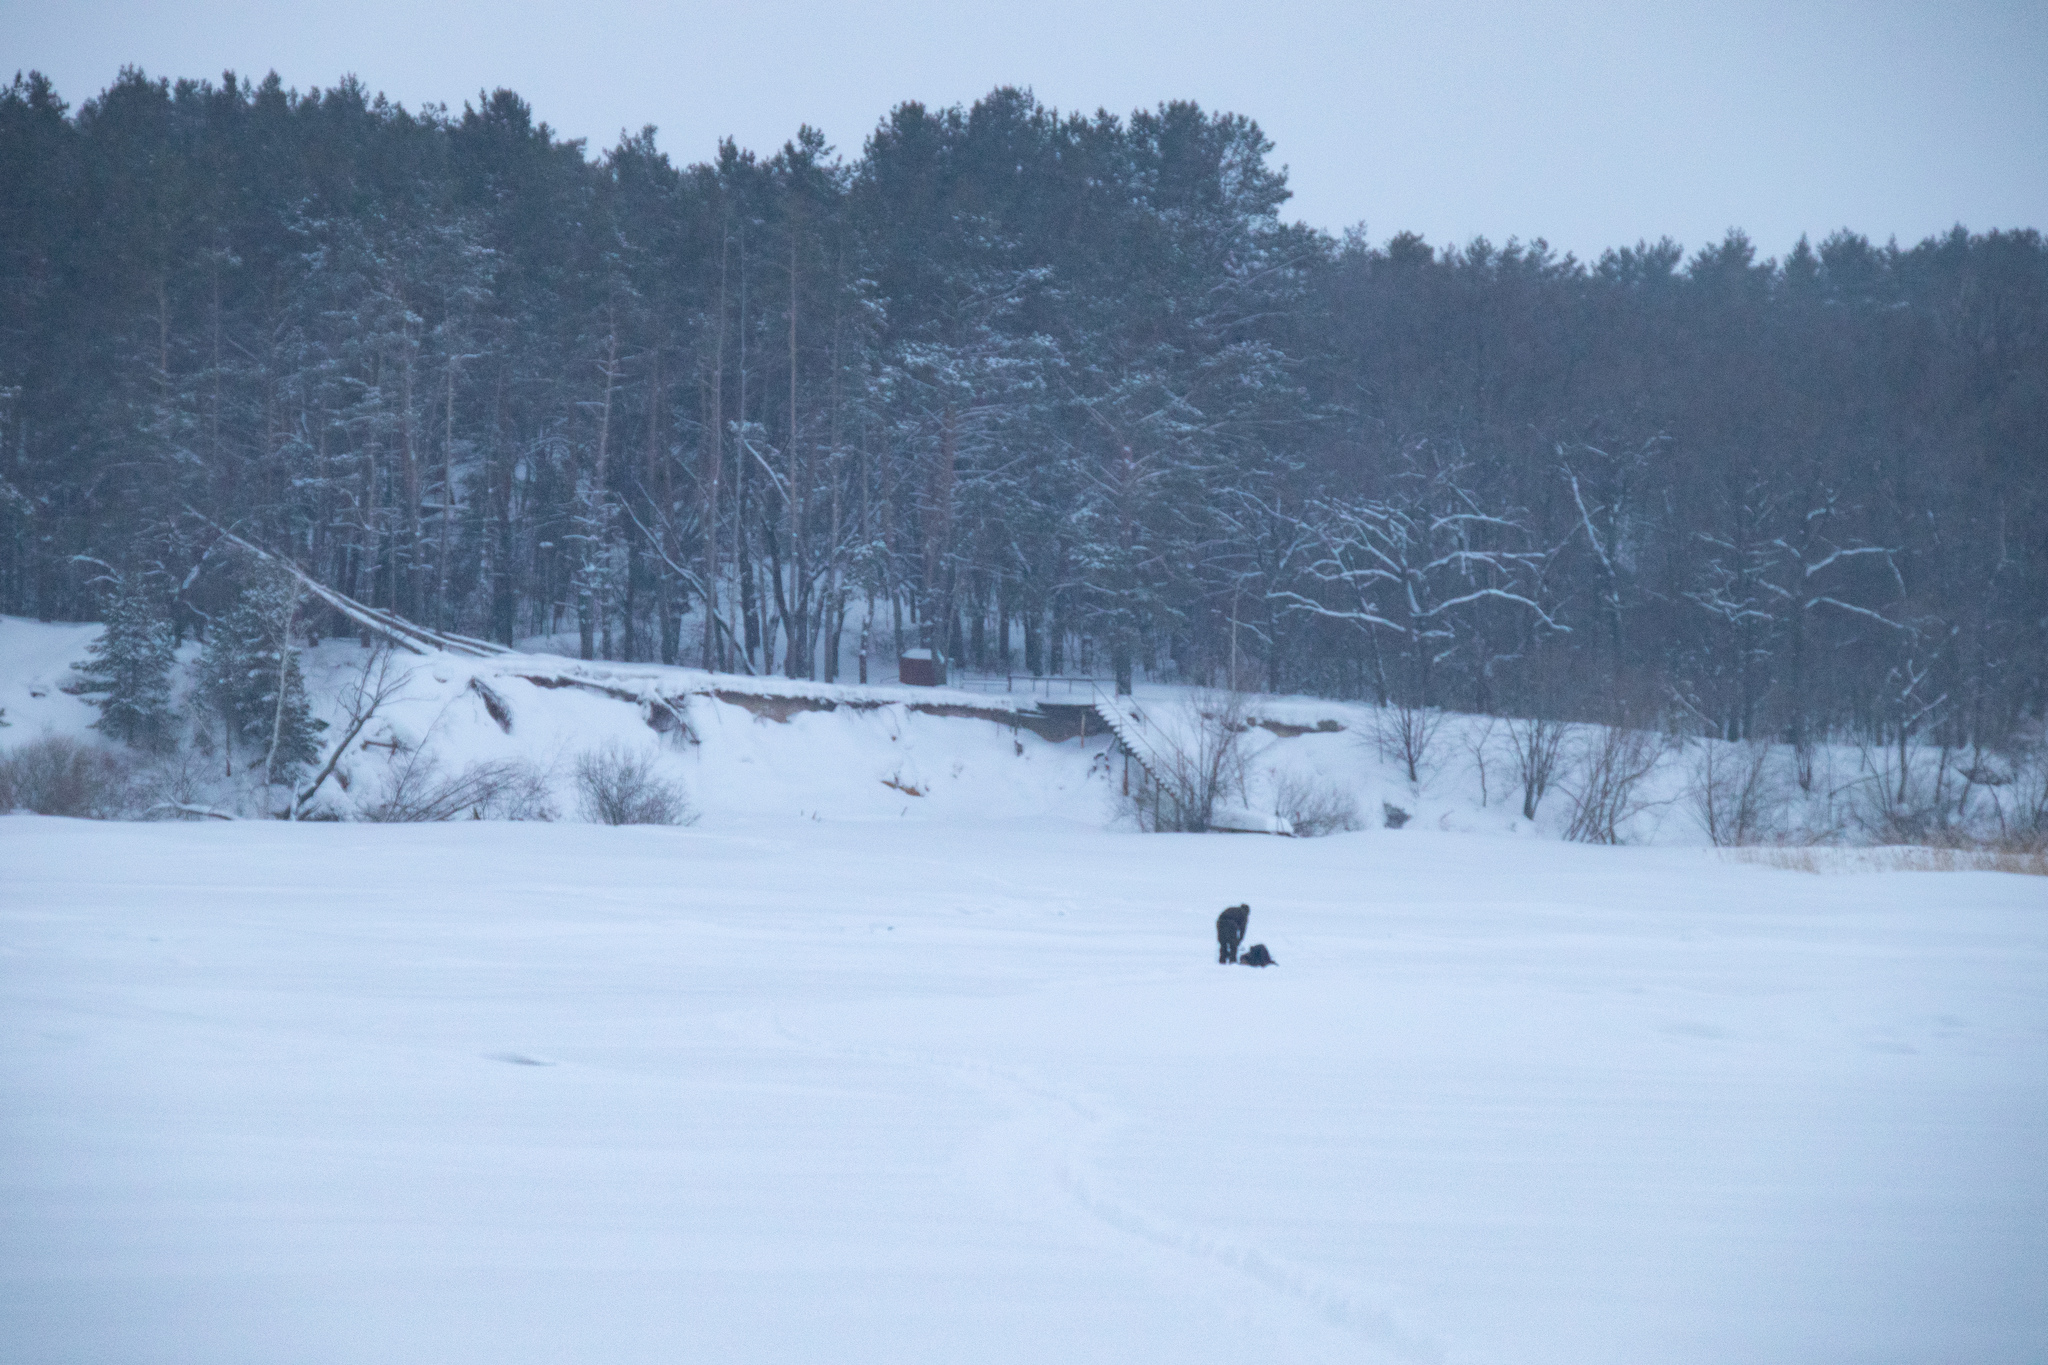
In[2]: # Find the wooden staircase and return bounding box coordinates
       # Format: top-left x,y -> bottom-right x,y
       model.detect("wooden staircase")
1086,686 -> 1167,787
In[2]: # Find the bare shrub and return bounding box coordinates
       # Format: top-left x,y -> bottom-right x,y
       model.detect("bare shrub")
1461,715 -> 1498,806
1504,713 -> 1568,821
574,744 -> 691,826
1562,724 -> 1670,844
488,761 -> 560,822
1273,772 -> 1362,837
133,748 -> 237,821
1686,739 -> 1779,846
0,736 -> 135,818
1850,735 -> 1951,844
1125,692 -> 1252,833
1371,701 -> 1444,787
361,750 -> 557,822
1990,743 -> 2048,851
138,747 -> 208,807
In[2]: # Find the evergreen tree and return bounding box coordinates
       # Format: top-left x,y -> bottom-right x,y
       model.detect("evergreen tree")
198,575 -> 324,782
72,578 -> 178,750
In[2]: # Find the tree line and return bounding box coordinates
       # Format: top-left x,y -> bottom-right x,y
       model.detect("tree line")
3,68 -> 2043,768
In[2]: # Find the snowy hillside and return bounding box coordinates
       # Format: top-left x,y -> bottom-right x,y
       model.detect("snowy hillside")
7,615 -> 2047,855
0,616 -> 106,739
0,614 -> 1522,834
0,615 -> 1668,839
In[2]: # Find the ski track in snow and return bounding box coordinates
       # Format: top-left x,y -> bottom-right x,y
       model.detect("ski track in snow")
741,999 -> 1444,1363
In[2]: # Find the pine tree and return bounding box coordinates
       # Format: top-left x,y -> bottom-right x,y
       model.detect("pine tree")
72,578 -> 178,750
197,601 -> 255,776
261,643 -> 324,783
198,575 -> 325,782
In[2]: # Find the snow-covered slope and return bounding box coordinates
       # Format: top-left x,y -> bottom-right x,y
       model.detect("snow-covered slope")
294,641 -> 1131,827
0,616 -> 1127,826
5,615 -> 2039,850
0,616 -> 1569,835
0,616 -> 105,741
3,816 -> 2043,1364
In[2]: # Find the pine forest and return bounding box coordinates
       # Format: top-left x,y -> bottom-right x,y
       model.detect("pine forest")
3,69 -> 2044,756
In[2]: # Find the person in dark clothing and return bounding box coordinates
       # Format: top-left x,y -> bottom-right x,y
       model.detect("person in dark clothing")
1241,943 -> 1276,968
1216,903 -> 1249,963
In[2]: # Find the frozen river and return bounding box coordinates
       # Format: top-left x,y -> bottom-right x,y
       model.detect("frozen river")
3,815 -> 2043,1363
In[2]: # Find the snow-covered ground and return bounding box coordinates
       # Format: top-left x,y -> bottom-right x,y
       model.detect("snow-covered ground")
3,814 -> 2044,1364
0,616 -> 106,738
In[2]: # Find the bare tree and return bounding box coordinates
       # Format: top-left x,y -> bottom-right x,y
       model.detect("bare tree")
1685,738 -> 1779,846
1504,713 -> 1568,821
1846,656 -> 1955,843
1991,740 -> 2048,851
293,645 -> 412,819
1372,701 -> 1445,787
262,577 -> 304,792
1126,692 -> 1253,832
1563,723 -> 1670,844
1461,713 -> 1499,806
1277,446 -> 1560,712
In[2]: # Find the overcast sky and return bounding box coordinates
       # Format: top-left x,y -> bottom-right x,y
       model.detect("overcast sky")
6,0 -> 2044,261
